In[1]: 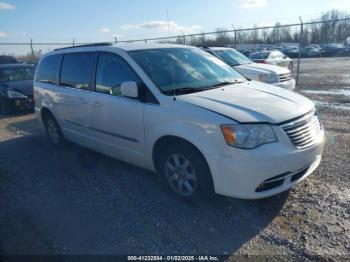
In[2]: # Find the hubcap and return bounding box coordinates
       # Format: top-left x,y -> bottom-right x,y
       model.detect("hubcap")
47,118 -> 59,144
165,154 -> 197,196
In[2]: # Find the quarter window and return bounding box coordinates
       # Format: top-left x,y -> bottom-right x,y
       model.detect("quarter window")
36,54 -> 61,84
60,53 -> 95,90
96,53 -> 142,97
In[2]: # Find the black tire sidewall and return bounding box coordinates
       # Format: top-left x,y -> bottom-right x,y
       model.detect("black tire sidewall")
43,113 -> 66,147
158,142 -> 214,202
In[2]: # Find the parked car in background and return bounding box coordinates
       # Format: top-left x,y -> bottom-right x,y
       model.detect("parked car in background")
34,43 -> 324,201
238,49 -> 254,57
301,46 -> 321,58
249,50 -> 293,71
308,44 -> 322,51
271,47 -> 284,52
322,44 -> 344,56
0,55 -> 17,65
283,46 -> 299,58
344,44 -> 350,55
0,64 -> 35,115
203,47 -> 295,90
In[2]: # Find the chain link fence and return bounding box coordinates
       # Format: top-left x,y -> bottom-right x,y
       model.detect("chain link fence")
1,17 -> 350,87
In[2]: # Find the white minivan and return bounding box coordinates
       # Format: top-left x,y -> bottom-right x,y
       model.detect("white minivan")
34,43 -> 324,201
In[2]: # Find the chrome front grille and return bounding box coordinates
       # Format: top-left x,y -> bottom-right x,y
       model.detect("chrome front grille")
281,111 -> 323,149
279,73 -> 292,82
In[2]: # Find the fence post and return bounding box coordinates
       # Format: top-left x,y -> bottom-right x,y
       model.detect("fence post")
296,17 -> 303,86
232,25 -> 237,48
30,38 -> 35,62
183,35 -> 186,45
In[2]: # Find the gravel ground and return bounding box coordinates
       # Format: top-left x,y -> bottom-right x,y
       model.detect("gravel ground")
293,57 -> 350,87
0,58 -> 349,261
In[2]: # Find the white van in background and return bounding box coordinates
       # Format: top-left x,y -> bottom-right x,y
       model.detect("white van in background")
203,47 -> 295,90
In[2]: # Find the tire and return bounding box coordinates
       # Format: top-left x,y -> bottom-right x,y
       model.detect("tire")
0,97 -> 14,115
43,112 -> 66,147
157,141 -> 215,203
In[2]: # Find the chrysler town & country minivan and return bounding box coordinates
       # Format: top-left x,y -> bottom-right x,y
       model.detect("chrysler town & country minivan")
34,43 -> 325,201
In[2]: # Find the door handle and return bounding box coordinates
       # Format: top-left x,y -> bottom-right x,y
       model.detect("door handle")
92,101 -> 102,107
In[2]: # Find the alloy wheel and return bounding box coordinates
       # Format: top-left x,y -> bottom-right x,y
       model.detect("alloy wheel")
165,153 -> 197,196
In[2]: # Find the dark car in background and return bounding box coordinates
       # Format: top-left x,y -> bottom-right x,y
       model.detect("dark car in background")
0,55 -> 17,65
301,47 -> 322,58
0,64 -> 35,115
344,44 -> 350,55
321,44 -> 344,56
282,47 -> 299,58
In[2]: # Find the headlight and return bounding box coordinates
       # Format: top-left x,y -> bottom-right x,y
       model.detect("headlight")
221,124 -> 277,149
7,90 -> 28,99
258,74 -> 279,83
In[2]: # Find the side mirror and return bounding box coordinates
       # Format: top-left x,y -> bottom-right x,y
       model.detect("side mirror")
121,81 -> 138,98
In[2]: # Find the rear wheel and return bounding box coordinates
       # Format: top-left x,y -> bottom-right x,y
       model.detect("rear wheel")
43,112 -> 66,147
157,141 -> 214,202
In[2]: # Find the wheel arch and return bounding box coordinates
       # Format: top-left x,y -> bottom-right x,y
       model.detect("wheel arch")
152,135 -> 209,173
152,135 -> 216,197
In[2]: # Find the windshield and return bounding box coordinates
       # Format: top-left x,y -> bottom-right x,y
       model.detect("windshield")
129,48 -> 246,95
213,49 -> 252,66
0,67 -> 35,82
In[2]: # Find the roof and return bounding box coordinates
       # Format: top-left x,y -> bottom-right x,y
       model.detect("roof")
52,42 -> 191,53
116,43 -> 189,51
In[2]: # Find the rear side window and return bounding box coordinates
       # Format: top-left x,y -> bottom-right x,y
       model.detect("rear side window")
60,53 -> 95,90
36,54 -> 61,84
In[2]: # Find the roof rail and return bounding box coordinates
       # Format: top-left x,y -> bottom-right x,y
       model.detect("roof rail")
53,42 -> 114,51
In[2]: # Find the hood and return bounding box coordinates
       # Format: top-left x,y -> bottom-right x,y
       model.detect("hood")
178,81 -> 314,124
235,63 -> 290,76
1,79 -> 33,96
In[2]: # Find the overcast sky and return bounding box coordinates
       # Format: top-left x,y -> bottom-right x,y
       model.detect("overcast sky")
0,0 -> 349,54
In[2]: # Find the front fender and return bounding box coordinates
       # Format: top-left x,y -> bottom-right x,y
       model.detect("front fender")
144,119 -> 231,172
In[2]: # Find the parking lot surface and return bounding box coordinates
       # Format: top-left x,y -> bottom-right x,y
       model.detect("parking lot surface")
0,58 -> 349,260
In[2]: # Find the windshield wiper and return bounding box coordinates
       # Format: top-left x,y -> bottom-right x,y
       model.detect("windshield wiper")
162,87 -> 210,95
162,80 -> 245,96
206,80 -> 243,89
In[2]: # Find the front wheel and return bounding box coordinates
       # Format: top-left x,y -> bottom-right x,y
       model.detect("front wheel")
158,142 -> 214,202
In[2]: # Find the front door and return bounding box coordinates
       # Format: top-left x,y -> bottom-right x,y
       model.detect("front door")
88,52 -> 145,165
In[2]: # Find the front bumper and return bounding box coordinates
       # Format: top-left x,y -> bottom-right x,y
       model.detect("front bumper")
205,128 -> 325,199
273,79 -> 296,90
